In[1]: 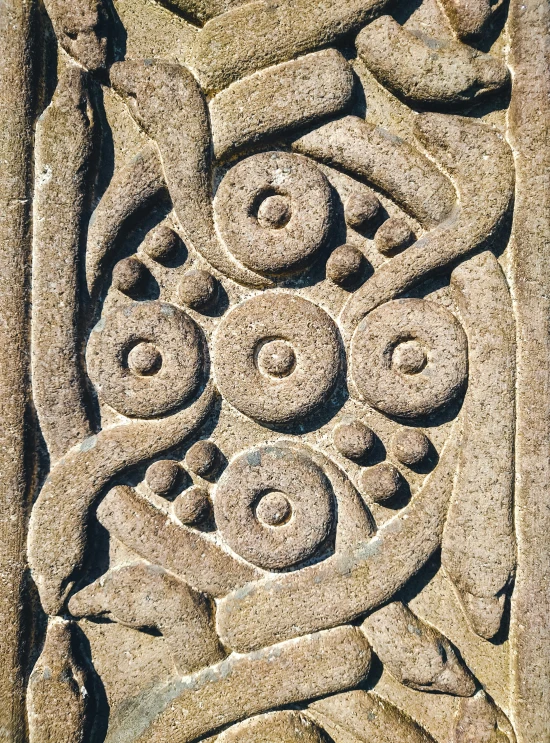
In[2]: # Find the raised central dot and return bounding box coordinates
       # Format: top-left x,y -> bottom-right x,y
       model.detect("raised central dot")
256,491 -> 291,526
257,194 -> 291,229
257,339 -> 296,377
127,342 -> 162,376
393,340 -> 426,375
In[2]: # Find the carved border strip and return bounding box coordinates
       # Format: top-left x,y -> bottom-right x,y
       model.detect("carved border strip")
0,0 -> 35,740
509,0 -> 550,739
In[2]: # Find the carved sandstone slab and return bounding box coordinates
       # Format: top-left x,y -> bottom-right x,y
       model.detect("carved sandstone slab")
0,0 -> 549,741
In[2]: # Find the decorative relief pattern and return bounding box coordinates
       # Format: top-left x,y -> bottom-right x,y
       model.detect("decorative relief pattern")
0,0 -> 546,740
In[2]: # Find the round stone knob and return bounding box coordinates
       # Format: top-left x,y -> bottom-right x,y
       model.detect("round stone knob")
256,491 -> 292,526
257,194 -> 292,229
326,244 -> 364,287
257,339 -> 296,378
333,420 -> 375,461
391,428 -> 431,466
360,462 -> 404,504
127,342 -> 162,376
186,440 -> 222,479
392,340 -> 427,375
145,459 -> 181,497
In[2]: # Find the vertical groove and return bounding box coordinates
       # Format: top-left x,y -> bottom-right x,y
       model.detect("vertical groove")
508,0 -> 550,740
0,0 -> 35,740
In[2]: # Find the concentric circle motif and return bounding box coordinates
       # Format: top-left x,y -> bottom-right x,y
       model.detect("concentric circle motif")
214,445 -> 333,570
212,292 -> 341,424
350,298 -> 467,418
214,151 -> 333,275
87,301 -> 204,418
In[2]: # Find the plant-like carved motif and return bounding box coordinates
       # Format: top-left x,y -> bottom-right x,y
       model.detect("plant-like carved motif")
21,0 -> 545,741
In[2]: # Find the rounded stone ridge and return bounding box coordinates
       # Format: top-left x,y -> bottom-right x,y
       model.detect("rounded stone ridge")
350,298 -> 468,419
87,301 -> 205,418
214,445 -> 333,570
213,292 -> 341,425
214,151 -> 333,275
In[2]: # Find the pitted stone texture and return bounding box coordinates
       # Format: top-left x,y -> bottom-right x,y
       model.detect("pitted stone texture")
375,218 -> 415,256
32,65 -> 94,462
362,602 -> 476,696
142,224 -> 180,263
356,16 -> 510,106
16,0 -> 548,739
177,269 -> 218,311
439,0 -> 506,40
112,257 -> 150,297
391,428 -> 431,466
442,252 -> 516,640
215,152 -> 333,275
87,301 -> 205,418
257,195 -> 292,230
326,244 -> 365,287
359,462 -> 404,504
109,59 -> 267,289
218,711 -> 329,743
213,293 -> 341,424
345,190 -> 381,230
107,626 -> 372,743
333,420 -> 375,461
214,445 -> 333,570
28,384 -> 217,616
451,692 -> 516,743
155,0 -> 250,25
98,485 -> 260,597
186,440 -> 222,479
292,116 -> 457,230
68,562 -> 224,674
340,114 -> 514,335
43,0 -> 108,70
86,145 -> 166,298
145,459 -> 182,497
309,690 -> 438,742
173,486 -> 211,525
27,620 -> 92,743
257,339 -> 296,377
189,0 -> 393,93
210,49 -> 354,159
351,299 -> 468,418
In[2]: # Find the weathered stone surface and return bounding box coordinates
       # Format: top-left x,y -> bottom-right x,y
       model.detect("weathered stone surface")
356,16 -> 509,106
209,49 -> 354,159
1,0 -> 548,741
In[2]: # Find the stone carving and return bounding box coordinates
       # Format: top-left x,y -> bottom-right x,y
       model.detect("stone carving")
213,293 -> 341,423
0,0 -> 548,740
349,298 -> 468,417
356,16 -> 509,105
